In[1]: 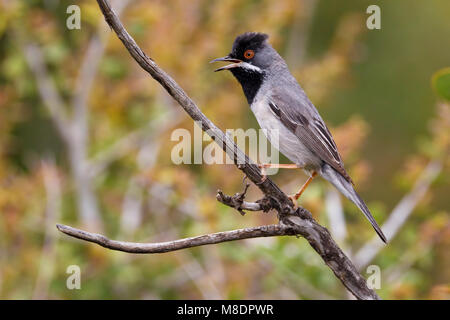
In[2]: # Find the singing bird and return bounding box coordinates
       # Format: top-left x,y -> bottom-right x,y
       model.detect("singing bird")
211,32 -> 386,243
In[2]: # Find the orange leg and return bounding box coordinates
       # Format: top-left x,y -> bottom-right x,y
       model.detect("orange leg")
289,171 -> 317,203
258,163 -> 302,182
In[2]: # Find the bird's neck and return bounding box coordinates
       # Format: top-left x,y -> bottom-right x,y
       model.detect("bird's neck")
230,69 -> 265,105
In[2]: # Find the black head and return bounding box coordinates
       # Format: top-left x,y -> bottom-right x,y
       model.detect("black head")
211,32 -> 273,73
211,32 -> 277,104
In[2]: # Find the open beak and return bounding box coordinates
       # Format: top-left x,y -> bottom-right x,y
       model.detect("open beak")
210,56 -> 243,72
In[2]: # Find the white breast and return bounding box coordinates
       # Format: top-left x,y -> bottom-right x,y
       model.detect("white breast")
250,96 -> 321,169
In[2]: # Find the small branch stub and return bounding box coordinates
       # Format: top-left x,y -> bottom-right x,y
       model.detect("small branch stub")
216,183 -> 275,215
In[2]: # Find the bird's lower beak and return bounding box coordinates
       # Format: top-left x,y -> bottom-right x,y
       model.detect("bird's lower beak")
210,56 -> 243,72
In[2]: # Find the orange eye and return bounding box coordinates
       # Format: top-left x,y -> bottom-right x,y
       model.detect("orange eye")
244,49 -> 255,59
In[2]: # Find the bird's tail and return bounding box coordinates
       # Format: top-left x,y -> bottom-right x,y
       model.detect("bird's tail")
320,164 -> 387,243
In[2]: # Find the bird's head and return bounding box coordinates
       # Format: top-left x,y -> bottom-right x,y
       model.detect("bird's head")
211,32 -> 283,104
210,32 -> 275,74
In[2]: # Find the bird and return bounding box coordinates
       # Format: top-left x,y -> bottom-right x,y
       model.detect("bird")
211,32 -> 387,243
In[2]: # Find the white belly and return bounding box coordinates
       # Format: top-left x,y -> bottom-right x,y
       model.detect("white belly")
250,97 -> 321,170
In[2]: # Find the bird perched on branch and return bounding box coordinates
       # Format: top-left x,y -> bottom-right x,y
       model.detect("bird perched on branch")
211,32 -> 386,243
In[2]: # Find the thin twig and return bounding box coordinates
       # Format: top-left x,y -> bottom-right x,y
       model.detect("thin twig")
56,223 -> 298,254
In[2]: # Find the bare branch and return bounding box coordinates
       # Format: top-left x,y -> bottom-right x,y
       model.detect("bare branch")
56,223 -> 298,254
56,0 -> 382,300
95,0 -> 295,212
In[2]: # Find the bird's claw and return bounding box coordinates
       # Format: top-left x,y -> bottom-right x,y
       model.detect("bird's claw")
260,174 -> 267,183
257,164 -> 268,184
288,194 -> 298,208
255,174 -> 267,185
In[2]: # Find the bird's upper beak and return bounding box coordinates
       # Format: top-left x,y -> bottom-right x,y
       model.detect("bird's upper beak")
210,56 -> 243,72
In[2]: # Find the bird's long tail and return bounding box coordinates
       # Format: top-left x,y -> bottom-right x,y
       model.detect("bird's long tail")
320,163 -> 387,243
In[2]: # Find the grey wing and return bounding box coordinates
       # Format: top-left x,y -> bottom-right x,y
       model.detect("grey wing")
269,88 -> 353,184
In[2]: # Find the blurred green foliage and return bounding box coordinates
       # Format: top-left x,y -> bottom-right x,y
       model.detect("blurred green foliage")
433,68 -> 450,101
0,0 -> 448,300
